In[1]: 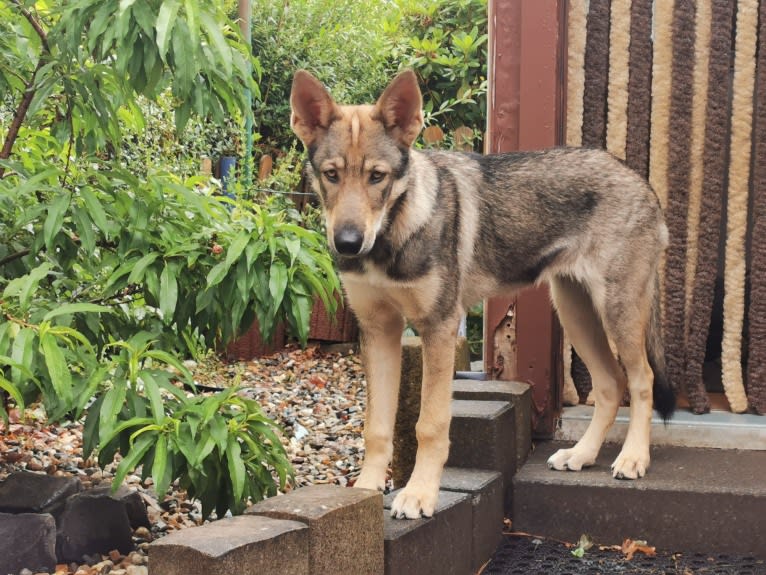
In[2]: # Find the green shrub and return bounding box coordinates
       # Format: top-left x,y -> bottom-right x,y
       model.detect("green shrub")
0,0 -> 338,518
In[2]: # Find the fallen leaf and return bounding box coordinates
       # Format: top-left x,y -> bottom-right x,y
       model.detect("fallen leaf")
309,374 -> 326,388
622,538 -> 657,560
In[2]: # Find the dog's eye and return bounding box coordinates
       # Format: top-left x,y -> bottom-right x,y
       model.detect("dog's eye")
369,170 -> 386,184
323,169 -> 339,182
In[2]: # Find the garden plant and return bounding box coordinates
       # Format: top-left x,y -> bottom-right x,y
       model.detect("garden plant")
0,0 -> 487,518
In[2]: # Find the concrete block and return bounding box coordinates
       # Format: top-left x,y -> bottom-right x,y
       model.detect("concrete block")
248,485 -> 383,575
452,379 -> 532,470
0,512 -> 56,575
513,442 -> 766,556
149,515 -> 309,575
0,471 -> 80,517
449,399 -> 515,484
383,490 -> 472,575
392,337 -> 423,489
454,336 -> 471,372
440,468 -> 504,571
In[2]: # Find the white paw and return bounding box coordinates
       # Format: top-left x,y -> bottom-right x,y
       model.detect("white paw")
611,448 -> 649,479
547,447 -> 596,472
390,481 -> 439,519
354,467 -> 386,492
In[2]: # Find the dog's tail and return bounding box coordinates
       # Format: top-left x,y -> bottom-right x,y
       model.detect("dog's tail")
647,274 -> 675,421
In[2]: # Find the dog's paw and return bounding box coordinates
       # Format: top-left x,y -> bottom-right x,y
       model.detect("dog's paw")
547,447 -> 596,472
611,449 -> 649,480
390,481 -> 439,519
354,467 -> 387,492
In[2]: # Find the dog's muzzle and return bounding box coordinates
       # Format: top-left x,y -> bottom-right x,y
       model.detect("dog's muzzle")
333,225 -> 365,256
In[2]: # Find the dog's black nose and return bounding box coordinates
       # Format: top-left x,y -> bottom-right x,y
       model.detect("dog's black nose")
334,226 -> 364,256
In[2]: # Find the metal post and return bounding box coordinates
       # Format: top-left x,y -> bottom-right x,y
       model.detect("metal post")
238,0 -> 253,188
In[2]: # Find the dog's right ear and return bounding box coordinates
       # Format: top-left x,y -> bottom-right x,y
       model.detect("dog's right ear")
290,71 -> 339,146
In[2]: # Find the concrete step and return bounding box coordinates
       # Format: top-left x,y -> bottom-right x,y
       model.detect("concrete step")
513,441 -> 766,556
449,399 -> 515,488
556,405 -> 766,449
383,490 -> 473,575
452,379 -> 532,472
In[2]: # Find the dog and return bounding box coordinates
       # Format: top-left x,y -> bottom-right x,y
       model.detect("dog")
289,69 -> 675,519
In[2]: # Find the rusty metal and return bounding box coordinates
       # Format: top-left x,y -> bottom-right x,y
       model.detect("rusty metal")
490,303 -> 517,379
485,0 -> 566,437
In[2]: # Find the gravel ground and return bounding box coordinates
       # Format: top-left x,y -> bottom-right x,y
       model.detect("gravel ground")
0,345 -> 369,575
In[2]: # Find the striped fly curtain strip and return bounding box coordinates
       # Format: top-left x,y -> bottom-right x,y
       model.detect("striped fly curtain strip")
565,0 -> 766,415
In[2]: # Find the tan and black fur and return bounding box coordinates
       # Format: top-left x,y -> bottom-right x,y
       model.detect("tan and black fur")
290,70 -> 675,519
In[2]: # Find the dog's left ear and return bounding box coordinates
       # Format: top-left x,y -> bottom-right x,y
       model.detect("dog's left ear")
290,70 -> 340,146
374,70 -> 424,147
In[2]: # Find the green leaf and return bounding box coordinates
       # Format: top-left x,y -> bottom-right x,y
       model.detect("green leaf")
144,349 -> 192,381
43,303 -> 112,322
6,263 -> 52,313
40,332 -> 73,408
113,431 -> 156,489
199,10 -> 232,75
71,205 -> 96,254
268,261 -> 288,311
79,188 -> 111,238
225,233 -> 250,269
226,435 -> 246,500
206,260 -> 229,288
156,0 -> 180,62
140,370 -> 165,424
159,263 -> 178,322
11,328 -> 36,385
151,434 -> 170,496
285,237 -> 301,266
127,252 -> 159,284
0,375 -> 25,421
209,414 -> 228,452
99,384 -> 128,440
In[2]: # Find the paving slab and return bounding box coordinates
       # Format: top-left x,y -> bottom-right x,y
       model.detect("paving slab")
383,489 -> 472,575
440,468 -> 504,572
513,441 -> 766,556
148,515 -> 309,575
247,485 -> 383,575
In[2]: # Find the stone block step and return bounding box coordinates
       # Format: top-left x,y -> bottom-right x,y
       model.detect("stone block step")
247,485 -> 383,575
440,468 -> 504,572
383,490 -> 472,575
149,515 -> 309,575
452,379 -> 532,471
513,441 -> 766,556
448,399 -> 515,492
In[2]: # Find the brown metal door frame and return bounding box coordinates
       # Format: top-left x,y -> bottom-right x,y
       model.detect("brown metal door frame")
484,0 -> 567,436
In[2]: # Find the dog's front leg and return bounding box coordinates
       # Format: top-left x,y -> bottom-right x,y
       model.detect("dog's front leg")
390,321 -> 456,519
353,301 -> 406,492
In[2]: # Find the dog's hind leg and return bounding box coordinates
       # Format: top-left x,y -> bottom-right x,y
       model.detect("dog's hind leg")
350,295 -> 406,493
547,276 -> 627,472
602,281 -> 656,479
390,319 -> 457,519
